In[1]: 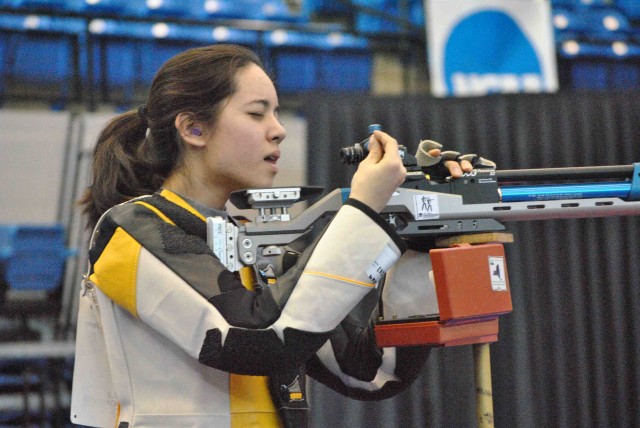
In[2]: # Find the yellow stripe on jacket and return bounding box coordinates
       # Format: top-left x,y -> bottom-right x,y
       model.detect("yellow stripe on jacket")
90,227 -> 140,317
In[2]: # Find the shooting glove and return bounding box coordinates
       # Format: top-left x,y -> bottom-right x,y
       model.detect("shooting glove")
416,140 -> 496,183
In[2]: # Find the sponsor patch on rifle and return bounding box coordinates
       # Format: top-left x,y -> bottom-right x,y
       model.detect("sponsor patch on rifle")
413,194 -> 440,219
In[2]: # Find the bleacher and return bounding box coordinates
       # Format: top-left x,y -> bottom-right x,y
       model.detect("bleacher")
0,0 -> 419,109
552,0 -> 640,89
1,0 -> 639,109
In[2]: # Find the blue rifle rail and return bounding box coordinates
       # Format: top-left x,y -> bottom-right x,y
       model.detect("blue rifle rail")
496,162 -> 640,202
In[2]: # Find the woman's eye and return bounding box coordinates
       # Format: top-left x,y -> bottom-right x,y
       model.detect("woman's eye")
249,112 -> 264,118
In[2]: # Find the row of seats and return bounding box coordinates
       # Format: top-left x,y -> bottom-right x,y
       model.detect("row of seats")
553,5 -> 638,43
0,0 -> 427,34
0,12 -> 374,108
0,0 -> 306,23
3,1 -> 640,101
552,4 -> 640,90
552,0 -> 640,20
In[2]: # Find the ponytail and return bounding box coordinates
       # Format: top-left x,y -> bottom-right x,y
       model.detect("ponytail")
80,44 -> 264,229
80,111 -> 165,229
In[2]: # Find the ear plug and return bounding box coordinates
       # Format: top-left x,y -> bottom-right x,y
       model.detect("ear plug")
191,127 -> 202,136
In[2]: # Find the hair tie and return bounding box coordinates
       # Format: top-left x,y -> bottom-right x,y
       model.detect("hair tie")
137,104 -> 148,123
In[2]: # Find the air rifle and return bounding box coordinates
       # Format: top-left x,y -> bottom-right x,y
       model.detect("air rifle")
207,134 -> 640,426
208,138 -> 640,418
206,145 -> 640,348
209,161 -> 640,272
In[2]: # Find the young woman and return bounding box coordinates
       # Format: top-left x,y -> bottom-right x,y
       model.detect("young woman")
71,44 -> 472,428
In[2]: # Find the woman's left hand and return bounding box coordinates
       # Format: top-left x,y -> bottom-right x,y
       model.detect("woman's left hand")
426,148 -> 474,178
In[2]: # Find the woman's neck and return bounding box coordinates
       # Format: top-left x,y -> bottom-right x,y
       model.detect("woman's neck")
162,171 -> 228,211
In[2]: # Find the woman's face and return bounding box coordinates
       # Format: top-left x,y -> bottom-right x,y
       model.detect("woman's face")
203,63 -> 286,195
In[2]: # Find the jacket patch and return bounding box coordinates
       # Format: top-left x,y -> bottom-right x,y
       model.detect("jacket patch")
156,220 -> 212,255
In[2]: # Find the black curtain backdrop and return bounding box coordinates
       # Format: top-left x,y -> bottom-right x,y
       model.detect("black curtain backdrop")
301,91 -> 640,428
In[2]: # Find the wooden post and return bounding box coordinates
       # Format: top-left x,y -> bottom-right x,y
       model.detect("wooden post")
473,342 -> 494,427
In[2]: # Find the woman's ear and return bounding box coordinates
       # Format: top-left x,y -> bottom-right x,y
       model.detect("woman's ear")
175,113 -> 205,148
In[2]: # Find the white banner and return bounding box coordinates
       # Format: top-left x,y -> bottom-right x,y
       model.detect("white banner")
426,0 -> 558,97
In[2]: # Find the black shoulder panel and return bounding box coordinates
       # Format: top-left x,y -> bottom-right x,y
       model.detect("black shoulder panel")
104,201 -> 224,299
207,286 -> 281,329
145,194 -> 208,240
199,327 -> 331,376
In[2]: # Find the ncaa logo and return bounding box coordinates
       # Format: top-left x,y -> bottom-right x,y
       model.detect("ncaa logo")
427,0 -> 558,97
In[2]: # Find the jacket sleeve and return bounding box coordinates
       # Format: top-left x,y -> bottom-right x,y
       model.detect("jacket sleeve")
88,197 -> 406,376
304,288 -> 431,400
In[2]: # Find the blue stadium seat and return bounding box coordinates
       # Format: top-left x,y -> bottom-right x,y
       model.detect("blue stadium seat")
195,0 -> 252,20
125,0 -> 201,20
553,6 -> 631,43
138,25 -> 259,83
574,0 -> 616,7
553,7 -> 590,35
317,32 -> 372,91
0,14 -> 86,107
264,30 -> 372,93
1,0 -> 66,12
260,0 -> 300,22
195,0 -> 303,22
551,0 -> 579,6
553,5 -> 636,90
0,224 -> 71,293
582,7 -> 632,41
301,0 -> 353,18
617,0 -> 640,20
0,224 -> 71,424
87,19 -> 259,107
63,0 -> 132,17
264,30 -> 322,93
557,39 -> 640,89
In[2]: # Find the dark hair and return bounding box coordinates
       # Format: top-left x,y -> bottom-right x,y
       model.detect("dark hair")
80,44 -> 264,229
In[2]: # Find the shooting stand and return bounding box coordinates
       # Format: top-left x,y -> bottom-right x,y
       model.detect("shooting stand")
375,232 -> 514,428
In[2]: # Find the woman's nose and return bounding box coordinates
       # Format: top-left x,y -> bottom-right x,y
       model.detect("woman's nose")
270,119 -> 287,144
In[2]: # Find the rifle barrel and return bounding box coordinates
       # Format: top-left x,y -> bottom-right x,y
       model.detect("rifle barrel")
496,165 -> 634,182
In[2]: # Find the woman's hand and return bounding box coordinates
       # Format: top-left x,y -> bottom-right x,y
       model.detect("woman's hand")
416,139 -> 496,182
349,130 -> 406,213
427,148 -> 474,178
